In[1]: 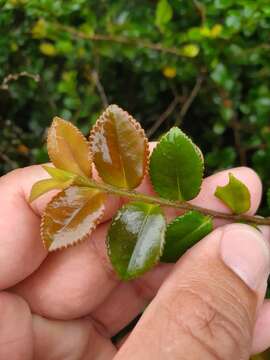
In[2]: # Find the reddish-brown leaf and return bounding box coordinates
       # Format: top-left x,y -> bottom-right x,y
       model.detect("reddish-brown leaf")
47,117 -> 92,178
41,186 -> 105,251
89,104 -> 149,189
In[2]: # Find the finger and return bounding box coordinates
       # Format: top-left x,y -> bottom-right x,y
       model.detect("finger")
91,263 -> 172,337
13,223 -> 120,319
0,292 -> 33,359
115,224 -> 270,359
12,167 -> 262,325
0,168 -> 47,289
0,165 -> 121,290
22,164 -> 122,224
33,315 -> 116,359
252,300 -> 270,354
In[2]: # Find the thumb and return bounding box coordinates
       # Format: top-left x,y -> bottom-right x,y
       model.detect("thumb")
116,224 -> 270,360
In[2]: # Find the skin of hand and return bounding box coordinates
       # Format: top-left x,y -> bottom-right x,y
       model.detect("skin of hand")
0,144 -> 270,359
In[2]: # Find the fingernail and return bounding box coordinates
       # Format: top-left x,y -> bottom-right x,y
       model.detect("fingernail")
220,224 -> 270,291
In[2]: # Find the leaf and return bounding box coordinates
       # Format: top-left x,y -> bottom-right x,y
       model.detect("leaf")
214,173 -> 251,214
43,165 -> 77,182
107,202 -> 166,280
155,0 -> 173,31
179,44 -> 200,58
29,178 -> 73,202
149,127 -> 204,201
90,104 -> 149,190
251,349 -> 270,359
161,211 -> 213,263
39,42 -> 57,56
163,66 -> 177,78
41,186 -> 105,251
267,188 -> 270,208
47,117 -> 91,178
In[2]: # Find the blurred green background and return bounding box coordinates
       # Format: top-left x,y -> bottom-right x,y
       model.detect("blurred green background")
1,0 -> 270,213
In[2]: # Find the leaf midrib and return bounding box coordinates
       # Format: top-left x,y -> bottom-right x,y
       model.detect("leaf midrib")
127,205 -> 153,274
111,112 -> 128,188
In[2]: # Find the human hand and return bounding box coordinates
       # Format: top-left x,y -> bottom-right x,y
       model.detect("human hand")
0,159 -> 270,359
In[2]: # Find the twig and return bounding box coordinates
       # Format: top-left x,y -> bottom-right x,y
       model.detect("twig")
0,72 -> 40,90
91,70 -> 109,108
147,96 -> 180,138
230,117 -> 247,165
0,152 -> 17,168
76,177 -> 270,226
192,0 -> 206,24
54,23 -> 185,58
174,75 -> 204,127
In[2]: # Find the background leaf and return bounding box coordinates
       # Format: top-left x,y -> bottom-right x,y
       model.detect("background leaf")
149,127 -> 204,201
155,0 -> 173,31
47,117 -> 92,178
41,186 -> 105,251
161,211 -> 213,263
215,173 -> 251,214
90,104 -> 149,189
107,202 -> 166,280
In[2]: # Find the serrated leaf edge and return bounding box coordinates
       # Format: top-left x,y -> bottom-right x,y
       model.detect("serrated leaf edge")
149,127 -> 204,200
165,210 -> 212,235
89,104 -> 150,183
40,188 -> 105,252
47,116 -> 92,178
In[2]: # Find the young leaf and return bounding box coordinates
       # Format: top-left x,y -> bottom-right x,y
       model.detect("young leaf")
43,165 -> 77,182
161,211 -> 213,263
29,178 -> 73,202
47,117 -> 92,178
41,186 -> 105,251
214,173 -> 251,214
149,127 -> 204,201
90,104 -> 149,190
107,202 -> 166,280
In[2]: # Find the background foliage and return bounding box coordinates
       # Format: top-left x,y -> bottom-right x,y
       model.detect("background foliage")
1,0 -> 270,212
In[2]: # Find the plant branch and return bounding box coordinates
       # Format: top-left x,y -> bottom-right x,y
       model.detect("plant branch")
147,96 -> 180,138
0,72 -> 40,90
54,23 -> 185,57
91,69 -> 109,108
192,0 -> 206,24
174,74 -> 204,127
230,116 -> 247,165
78,177 -> 270,226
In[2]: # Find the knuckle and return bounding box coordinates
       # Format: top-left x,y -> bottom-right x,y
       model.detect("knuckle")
160,286 -> 251,359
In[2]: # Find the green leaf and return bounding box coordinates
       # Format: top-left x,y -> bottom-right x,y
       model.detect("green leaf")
47,117 -> 92,178
107,202 -> 166,280
267,188 -> 270,208
149,127 -> 204,201
214,173 -> 251,214
41,186 -> 106,251
161,211 -> 213,263
43,165 -> 77,182
155,0 -> 173,31
90,104 -> 149,190
29,178 -> 73,202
